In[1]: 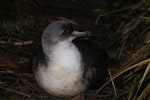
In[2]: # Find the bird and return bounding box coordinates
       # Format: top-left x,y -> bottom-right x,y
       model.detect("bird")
33,20 -> 109,100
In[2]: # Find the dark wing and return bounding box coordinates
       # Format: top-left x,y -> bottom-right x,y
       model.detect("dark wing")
72,38 -> 109,90
32,46 -> 47,73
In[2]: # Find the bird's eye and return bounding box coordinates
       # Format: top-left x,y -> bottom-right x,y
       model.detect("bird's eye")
62,30 -> 70,35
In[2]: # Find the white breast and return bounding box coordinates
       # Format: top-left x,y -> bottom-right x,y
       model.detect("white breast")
35,42 -> 88,97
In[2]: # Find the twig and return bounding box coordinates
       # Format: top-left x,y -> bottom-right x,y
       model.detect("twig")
117,42 -> 125,59
139,16 -> 150,21
102,2 -> 144,16
107,69 -> 117,97
0,40 -> 33,46
133,61 -> 150,100
14,40 -> 33,46
0,86 -> 31,97
96,58 -> 150,95
7,37 -> 12,44
94,15 -> 102,25
0,69 -> 14,74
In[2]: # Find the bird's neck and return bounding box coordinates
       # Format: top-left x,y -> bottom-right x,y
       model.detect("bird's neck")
42,40 -> 82,70
42,41 -> 72,57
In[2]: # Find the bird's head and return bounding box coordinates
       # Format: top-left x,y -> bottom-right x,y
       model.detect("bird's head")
41,20 -> 91,45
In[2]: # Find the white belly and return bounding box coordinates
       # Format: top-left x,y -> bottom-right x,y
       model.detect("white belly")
35,43 -> 88,97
